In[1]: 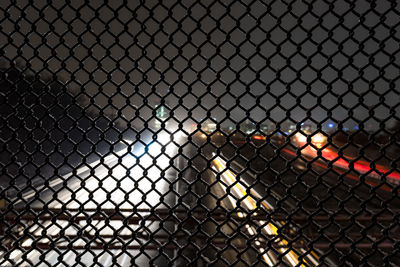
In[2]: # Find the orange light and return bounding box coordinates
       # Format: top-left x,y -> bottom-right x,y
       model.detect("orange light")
253,135 -> 266,140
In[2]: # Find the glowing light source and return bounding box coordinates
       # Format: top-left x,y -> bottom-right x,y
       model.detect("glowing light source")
211,156 -> 317,266
311,133 -> 326,148
253,135 -> 266,140
294,133 -> 307,143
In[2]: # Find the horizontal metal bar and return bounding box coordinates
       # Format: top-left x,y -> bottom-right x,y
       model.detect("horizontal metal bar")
5,207 -> 400,214
35,232 -> 399,240
2,213 -> 396,222
12,242 -> 396,251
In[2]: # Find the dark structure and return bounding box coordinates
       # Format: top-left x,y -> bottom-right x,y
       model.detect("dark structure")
1,0 -> 399,266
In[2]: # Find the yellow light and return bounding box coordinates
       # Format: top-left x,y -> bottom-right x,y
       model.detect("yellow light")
211,156 -> 317,266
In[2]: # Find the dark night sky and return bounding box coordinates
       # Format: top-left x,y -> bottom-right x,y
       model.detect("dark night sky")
1,0 -> 399,131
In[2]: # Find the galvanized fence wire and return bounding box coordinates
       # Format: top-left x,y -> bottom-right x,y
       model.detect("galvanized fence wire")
1,0 -> 400,266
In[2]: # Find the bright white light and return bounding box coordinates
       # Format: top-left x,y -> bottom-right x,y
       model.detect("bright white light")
146,131 -> 183,158
246,224 -> 255,235
295,133 -> 307,143
312,133 -> 326,144
294,133 -> 326,149
260,249 -> 274,266
157,132 -> 171,145
148,142 -> 162,157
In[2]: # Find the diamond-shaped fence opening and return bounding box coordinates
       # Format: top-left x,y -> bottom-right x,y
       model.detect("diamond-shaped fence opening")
1,0 -> 400,266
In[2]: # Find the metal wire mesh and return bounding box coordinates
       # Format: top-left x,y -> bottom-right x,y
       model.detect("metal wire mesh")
1,0 -> 400,266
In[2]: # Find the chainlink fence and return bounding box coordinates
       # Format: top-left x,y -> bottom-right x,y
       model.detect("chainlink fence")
1,0 -> 400,266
